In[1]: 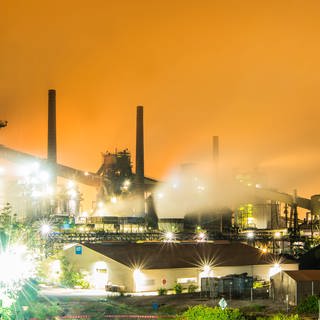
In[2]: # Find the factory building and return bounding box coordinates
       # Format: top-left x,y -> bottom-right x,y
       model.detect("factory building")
271,270 -> 320,305
61,241 -> 298,292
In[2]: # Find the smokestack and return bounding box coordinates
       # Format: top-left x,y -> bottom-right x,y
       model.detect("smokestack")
212,136 -> 219,179
136,106 -> 145,213
48,89 -> 57,182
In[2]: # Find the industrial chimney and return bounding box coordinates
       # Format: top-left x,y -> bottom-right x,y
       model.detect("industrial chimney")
48,89 -> 57,183
212,135 -> 219,180
135,106 -> 145,214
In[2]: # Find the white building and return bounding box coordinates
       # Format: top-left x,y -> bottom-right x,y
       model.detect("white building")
62,241 -> 298,292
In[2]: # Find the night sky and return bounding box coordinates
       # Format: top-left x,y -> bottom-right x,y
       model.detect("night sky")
1,0 -> 320,198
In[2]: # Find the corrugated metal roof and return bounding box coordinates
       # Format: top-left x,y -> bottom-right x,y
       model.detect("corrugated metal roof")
284,270 -> 320,281
83,242 -> 296,270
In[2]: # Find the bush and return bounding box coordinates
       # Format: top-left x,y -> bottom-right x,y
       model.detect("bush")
296,294 -> 319,314
240,304 -> 266,313
173,282 -> 183,294
60,256 -> 90,288
0,306 -> 12,320
176,305 -> 245,320
158,287 -> 168,295
257,314 -> 300,320
187,284 -> 198,293
28,302 -> 62,319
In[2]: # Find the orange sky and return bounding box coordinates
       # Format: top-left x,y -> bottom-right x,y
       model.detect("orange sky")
1,0 -> 320,198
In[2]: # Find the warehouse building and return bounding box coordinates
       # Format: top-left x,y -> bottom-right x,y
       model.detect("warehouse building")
271,270 -> 320,305
62,241 -> 298,293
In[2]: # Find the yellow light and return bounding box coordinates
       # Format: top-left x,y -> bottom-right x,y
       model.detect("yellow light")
133,268 -> 145,292
269,263 -> 281,278
124,179 -> 131,187
247,232 -> 254,239
40,223 -> 51,235
81,211 -> 88,218
164,231 -> 175,242
197,232 -> 207,242
199,264 -> 213,278
67,180 -> 75,189
98,201 -> 104,208
274,232 -> 281,238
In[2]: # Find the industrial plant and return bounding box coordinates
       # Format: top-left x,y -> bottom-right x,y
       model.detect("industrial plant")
1,89 -> 320,301
0,90 -> 320,250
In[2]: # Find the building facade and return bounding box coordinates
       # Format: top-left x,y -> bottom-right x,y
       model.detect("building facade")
62,241 -> 298,292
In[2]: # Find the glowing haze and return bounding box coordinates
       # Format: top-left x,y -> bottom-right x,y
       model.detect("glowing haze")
1,0 -> 320,201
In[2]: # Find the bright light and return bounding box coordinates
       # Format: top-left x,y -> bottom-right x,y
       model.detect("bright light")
247,217 -> 254,224
122,179 -> 131,191
67,180 -> 75,189
84,171 -> 89,176
39,170 -> 50,182
46,186 -> 54,195
133,268 -> 145,292
157,192 -> 164,199
31,190 -> 42,198
199,264 -> 213,278
40,223 -> 51,235
81,211 -> 88,218
274,232 -> 281,239
111,196 -> 117,204
261,247 -> 267,253
196,231 -> 207,242
124,180 -> 131,187
247,232 -> 254,239
0,244 -> 36,300
67,188 -> 77,199
269,263 -> 281,278
163,231 -> 175,242
31,162 -> 40,171
197,185 -> 205,192
98,201 -> 104,208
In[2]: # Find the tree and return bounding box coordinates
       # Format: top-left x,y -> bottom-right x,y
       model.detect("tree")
60,256 -> 90,288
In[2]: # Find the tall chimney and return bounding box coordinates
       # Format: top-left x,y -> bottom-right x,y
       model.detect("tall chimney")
136,106 -> 145,214
212,136 -> 219,180
48,89 -> 57,182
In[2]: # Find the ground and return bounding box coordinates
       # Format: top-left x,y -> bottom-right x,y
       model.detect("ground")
39,288 -> 299,318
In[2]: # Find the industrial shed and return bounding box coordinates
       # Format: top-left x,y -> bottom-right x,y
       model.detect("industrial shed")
271,270 -> 320,305
62,241 -> 298,292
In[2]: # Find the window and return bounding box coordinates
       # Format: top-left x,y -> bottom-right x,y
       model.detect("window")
177,278 -> 197,284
